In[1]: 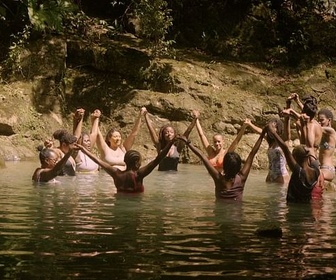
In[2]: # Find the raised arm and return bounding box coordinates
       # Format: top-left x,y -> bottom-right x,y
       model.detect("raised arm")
176,110 -> 198,153
239,127 -> 266,181
144,110 -> 160,148
90,109 -> 101,148
75,143 -> 118,176
73,108 -> 85,141
123,107 -> 146,151
195,118 -> 211,152
267,123 -> 297,171
96,127 -> 110,158
226,122 -> 248,153
244,118 -> 262,134
138,139 -> 175,178
178,136 -> 220,181
38,148 -> 74,182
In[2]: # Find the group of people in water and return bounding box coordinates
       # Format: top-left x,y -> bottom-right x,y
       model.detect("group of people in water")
32,93 -> 336,203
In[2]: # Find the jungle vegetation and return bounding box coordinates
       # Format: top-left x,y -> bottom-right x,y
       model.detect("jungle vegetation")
0,0 -> 336,67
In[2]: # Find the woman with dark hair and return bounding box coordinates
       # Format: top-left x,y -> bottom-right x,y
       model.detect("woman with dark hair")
317,108 -> 336,182
144,109 -> 197,171
93,107 -> 146,171
75,139 -> 176,193
283,94 -> 322,157
178,125 -> 267,200
245,118 -> 289,184
266,122 -> 324,203
32,146 -> 75,183
53,129 -> 78,176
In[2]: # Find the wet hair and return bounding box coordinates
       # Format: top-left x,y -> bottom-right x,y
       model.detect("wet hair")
223,152 -> 242,180
318,108 -> 333,121
266,118 -> 284,144
292,145 -> 309,165
37,146 -> 54,164
105,128 -> 121,147
159,124 -> 175,147
53,129 -> 77,144
124,150 -> 141,169
302,95 -> 318,119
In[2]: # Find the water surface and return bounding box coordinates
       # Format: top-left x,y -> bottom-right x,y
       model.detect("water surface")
1,161 -> 336,279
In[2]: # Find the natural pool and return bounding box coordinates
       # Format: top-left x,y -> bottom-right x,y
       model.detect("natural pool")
0,161 -> 336,279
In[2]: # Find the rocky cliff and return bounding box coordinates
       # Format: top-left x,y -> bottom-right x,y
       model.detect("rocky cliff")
1,34 -> 336,169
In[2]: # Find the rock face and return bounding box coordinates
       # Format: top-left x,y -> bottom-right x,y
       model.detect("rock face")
1,35 -> 336,168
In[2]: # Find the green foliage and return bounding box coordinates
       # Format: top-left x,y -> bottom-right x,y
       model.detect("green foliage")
27,0 -> 77,32
134,0 -> 174,55
139,60 -> 176,92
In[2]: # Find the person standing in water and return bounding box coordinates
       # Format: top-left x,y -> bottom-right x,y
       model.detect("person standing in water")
52,130 -> 78,176
282,94 -> 322,157
144,109 -> 198,171
192,111 -> 249,172
178,123 -> 266,200
317,108 -> 336,185
75,139 -> 176,193
266,122 -> 324,203
73,108 -> 100,173
32,145 -> 76,183
244,118 -> 289,184
192,110 -> 226,172
92,107 -> 147,171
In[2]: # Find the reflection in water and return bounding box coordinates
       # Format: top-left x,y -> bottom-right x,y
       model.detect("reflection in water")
0,162 -> 335,279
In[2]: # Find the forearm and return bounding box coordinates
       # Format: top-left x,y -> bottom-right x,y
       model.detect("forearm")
196,119 -> 210,149
124,111 -> 142,150
73,118 -> 83,140
144,113 -> 159,144
248,123 -> 262,134
227,124 -> 247,152
90,117 -> 100,147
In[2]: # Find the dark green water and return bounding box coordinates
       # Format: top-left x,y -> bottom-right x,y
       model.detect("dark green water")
0,161 -> 336,279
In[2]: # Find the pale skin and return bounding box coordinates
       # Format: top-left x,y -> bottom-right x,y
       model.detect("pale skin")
73,108 -> 101,149
318,112 -> 336,181
244,118 -> 290,184
94,107 -> 147,170
73,108 -> 101,167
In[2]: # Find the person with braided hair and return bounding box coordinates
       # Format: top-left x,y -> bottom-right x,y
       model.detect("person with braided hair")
32,145 -> 76,183
177,124 -> 267,200
266,122 -> 324,202
75,139 -> 176,193
144,109 -> 198,171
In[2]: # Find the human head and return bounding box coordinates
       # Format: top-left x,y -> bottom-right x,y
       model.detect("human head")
80,132 -> 91,150
212,134 -> 224,151
37,146 -> 58,168
318,108 -> 333,127
266,118 -> 283,144
53,129 -> 77,153
223,152 -> 242,180
159,125 -> 176,146
124,150 -> 142,170
302,95 -> 318,119
105,128 -> 122,148
292,145 -> 309,165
